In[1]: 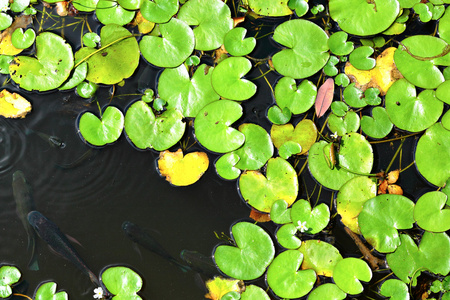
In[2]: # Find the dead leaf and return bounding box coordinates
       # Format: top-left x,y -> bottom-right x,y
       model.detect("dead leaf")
345,47 -> 403,95
0,89 -> 32,118
205,276 -> 244,300
249,208 -> 271,222
158,148 -> 209,186
0,15 -> 32,55
387,184 -> 403,195
233,16 -> 245,27
378,179 -> 388,195
386,169 -> 399,184
133,11 -> 155,34
55,1 -> 69,16
315,78 -> 334,118
214,45 -> 228,65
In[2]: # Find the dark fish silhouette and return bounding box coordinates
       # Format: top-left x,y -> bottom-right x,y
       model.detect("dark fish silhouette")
12,170 -> 39,271
25,129 -> 66,149
122,221 -> 190,272
27,211 -> 100,286
179,250 -> 219,278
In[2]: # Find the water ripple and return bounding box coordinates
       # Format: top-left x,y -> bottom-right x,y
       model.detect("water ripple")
0,118 -> 27,178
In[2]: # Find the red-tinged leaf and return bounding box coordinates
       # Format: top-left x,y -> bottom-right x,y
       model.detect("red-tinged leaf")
315,78 -> 334,118
249,208 -> 271,222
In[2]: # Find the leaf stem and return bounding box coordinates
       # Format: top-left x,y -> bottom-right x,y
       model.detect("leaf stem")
12,293 -> 32,300
385,138 -> 405,174
400,160 -> 415,173
369,132 -> 421,144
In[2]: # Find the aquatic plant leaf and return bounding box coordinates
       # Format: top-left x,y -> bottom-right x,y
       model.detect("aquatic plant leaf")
140,0 -> 178,23
158,149 -> 209,186
82,32 -> 100,48
10,0 -> 29,12
101,266 -> 142,299
361,107 -> 393,139
386,232 -> 450,283
358,194 -> 415,253
76,81 -> 98,98
239,157 -> 298,212
415,123 -> 450,187
290,199 -> 329,234
443,110 -> 450,130
328,31 -> 354,56
177,0 -> 233,51
270,199 -> 292,225
329,0 -> 400,36
308,133 -> 373,190
215,153 -> 241,180
0,266 -> 20,298
308,283 -> 346,300
266,250 -> 316,299
333,258 -> 372,295
73,0 -> 98,11
343,83 -> 366,108
276,223 -> 301,249
0,13 -> 12,31
323,56 -> 339,77
298,239 -> 343,277
224,27 -> 256,57
331,101 -> 348,117
385,79 -> 443,132
267,106 -> 291,125
336,176 -> 377,234
278,141 -> 301,159
349,46 -> 376,70
75,24 -> 139,85
379,279 -> 409,300
11,28 -> 35,49
240,285 -> 270,300
274,77 -> 317,115
34,282 -> 67,300
95,0 -> 135,26
328,111 -> 360,137
270,119 -> 317,155
59,62 -> 88,91
134,11 -> 155,34
435,80 -> 450,104
140,18 -> 194,68
221,291 -> 240,300
205,277 -> 243,300
315,78 -> 334,118
194,100 -> 245,153
414,191 -> 450,232
9,32 -> 73,91
0,89 -> 31,118
272,19 -> 329,79
214,222 -> 275,280
232,124 -> 273,171
78,106 -> 124,147
0,55 -> 13,74
211,57 -> 256,101
242,0 -> 292,16
439,6 -> 450,43
0,15 -> 32,55
158,64 -> 219,118
399,0 -> 420,8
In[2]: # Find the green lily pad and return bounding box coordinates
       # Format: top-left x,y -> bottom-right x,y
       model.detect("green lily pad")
0,13 -> 12,31
211,57 -> 257,101
333,258 -> 372,295
358,194 -> 415,253
289,0 -> 308,17
270,119 -> 317,155
75,24 -> 140,85
73,0 -> 98,11
11,28 -> 35,49
414,191 -> 450,232
10,0 -> 29,12
328,31 -> 354,56
335,74 -> 350,87
240,285 -> 270,300
349,46 -> 376,70
140,18 -> 195,68
385,79 -> 443,132
329,0 -> 400,36
364,88 -> 381,105
414,2 -> 432,22
59,62 -> 88,91
331,101 -> 349,117
266,250 -> 316,299
0,266 -> 20,298
276,223 -> 301,249
343,83 -> 366,108
124,101 -> 185,151
0,55 -> 13,74
267,106 -> 291,125
101,266 -> 143,299
436,79 -> 450,104
214,222 -> 275,280
298,239 -> 343,277
140,0 -> 178,23
290,199 -> 330,234
308,283 -> 347,300
239,157 -> 298,213
328,111 -> 360,137
336,176 -> 377,234
224,27 -> 256,57
278,141 -> 302,159
415,123 -> 450,187
232,123 -> 273,171
243,0 -> 292,16
386,232 -> 450,283
361,107 -> 393,139
308,133 -> 373,190
399,0 -> 420,8
10,32 -> 74,91
439,6 -> 450,43
274,77 -> 317,115
270,199 -> 292,225
443,110 -> 450,130
95,0 -> 135,26
76,81 -> 98,98
82,32 -> 100,48
158,64 -> 220,118
215,153 -> 241,180
34,282 -> 68,300
379,279 -> 409,300
177,0 -> 233,51
324,56 -> 340,77
194,100 -> 245,153
78,106 -> 124,147
272,19 -> 329,79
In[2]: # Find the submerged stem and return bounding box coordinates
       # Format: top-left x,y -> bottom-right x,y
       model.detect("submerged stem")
12,294 -> 32,300
385,139 -> 405,174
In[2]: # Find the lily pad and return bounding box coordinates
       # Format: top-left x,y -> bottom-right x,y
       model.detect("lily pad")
274,77 -> 317,115
272,19 -> 329,79
298,239 -> 343,277
349,46 -> 376,71
358,194 -> 415,253
379,279 -> 410,300
328,111 -> 360,137
276,223 -> 301,249
331,101 -> 349,117
243,0 -> 292,16
414,191 -> 450,232
278,141 -> 302,159
436,79 -> 450,104
290,199 -> 330,234
270,199 -> 292,225
95,0 -> 136,26
270,119 -> 317,155
0,266 -> 21,298
343,83 -> 366,108
206,277 -> 242,300
11,28 -> 35,49
140,0 -> 178,23
267,106 -> 291,125
34,282 -> 68,300
224,27 -> 256,57
308,283 -> 347,300
239,157 -> 298,212
214,222 -> 275,280
266,250 -> 316,299
328,31 -> 354,56
76,81 -> 98,98
101,266 -> 143,299
215,153 -> 241,180
0,89 -> 32,119
59,62 -> 88,91
333,258 -> 372,295
240,285 -> 270,300
361,107 -> 393,139
0,13 -> 12,31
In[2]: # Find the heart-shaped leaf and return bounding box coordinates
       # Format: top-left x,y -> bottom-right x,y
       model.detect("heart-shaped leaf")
361,107 -> 393,139
0,266 -> 20,298
214,222 -> 275,280
224,27 -> 256,57
11,28 -> 35,49
95,0 -> 135,26
278,141 -> 302,159
331,101 -> 349,117
290,199 -> 330,234
239,157 -> 298,212
0,13 -> 12,31
379,279 -> 409,300
328,111 -> 360,136
298,239 -> 343,277
267,105 -> 291,125
288,0 -> 308,17
244,0 -> 292,16
349,46 -> 376,70
78,106 -> 124,147
270,199 -> 292,225
436,80 -> 450,104
215,153 -> 241,180
76,81 -> 98,98
275,77 -> 317,115
414,191 -> 450,232
323,56 -> 339,77
101,266 -> 143,299
333,258 -> 372,295
414,2 -> 432,22
335,73 -> 350,87
240,285 -> 270,300
270,119 -> 317,155
328,31 -> 354,56
34,282 -> 68,300
343,83 -> 366,108
276,223 -> 301,249
140,0 -> 178,23
308,284 -> 347,300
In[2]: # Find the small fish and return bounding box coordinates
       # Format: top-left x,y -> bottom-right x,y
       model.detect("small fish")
179,250 -> 219,278
122,221 -> 190,272
27,211 -> 100,286
12,170 -> 39,271
25,129 -> 66,149
56,148 -> 97,170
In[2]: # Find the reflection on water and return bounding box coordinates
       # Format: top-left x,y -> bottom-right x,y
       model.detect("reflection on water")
0,118 -> 26,178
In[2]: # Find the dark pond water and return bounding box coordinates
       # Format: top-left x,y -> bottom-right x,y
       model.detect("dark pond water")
0,1 -> 447,300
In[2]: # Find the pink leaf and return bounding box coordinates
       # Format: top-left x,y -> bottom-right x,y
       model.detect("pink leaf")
315,78 -> 335,118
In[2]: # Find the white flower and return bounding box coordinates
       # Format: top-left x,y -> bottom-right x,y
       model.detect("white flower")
93,287 -> 103,299
297,221 -> 308,233
331,132 -> 338,139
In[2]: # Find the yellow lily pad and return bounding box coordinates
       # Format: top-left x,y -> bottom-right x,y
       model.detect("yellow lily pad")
0,15 -> 32,56
0,89 -> 31,118
345,47 -> 403,95
158,148 -> 209,186
133,11 -> 155,34
205,276 -> 244,300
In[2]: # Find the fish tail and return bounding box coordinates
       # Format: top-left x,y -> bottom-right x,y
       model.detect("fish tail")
27,234 -> 39,271
89,271 -> 101,287
171,259 -> 191,273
